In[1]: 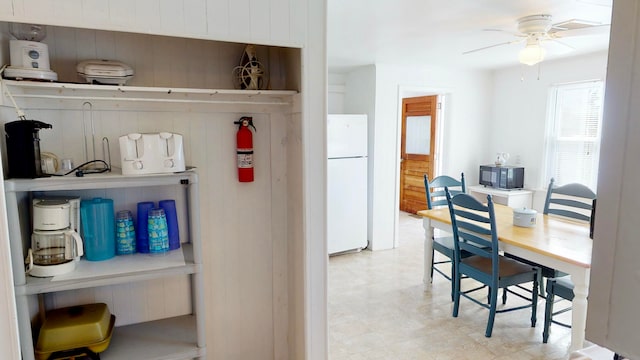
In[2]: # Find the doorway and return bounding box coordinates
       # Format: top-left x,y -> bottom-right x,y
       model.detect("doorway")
399,95 -> 438,214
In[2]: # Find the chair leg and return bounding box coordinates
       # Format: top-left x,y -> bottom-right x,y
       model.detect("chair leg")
543,280 -> 555,343
430,248 -> 435,281
502,288 -> 507,305
485,285 -> 498,337
531,274 -> 538,327
450,260 -> 455,301
452,269 -> 461,318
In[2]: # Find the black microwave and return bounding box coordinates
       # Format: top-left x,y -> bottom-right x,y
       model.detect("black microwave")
479,165 -> 524,189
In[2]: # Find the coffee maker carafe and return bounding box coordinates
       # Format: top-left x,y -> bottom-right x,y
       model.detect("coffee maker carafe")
4,119 -> 52,178
26,199 -> 83,277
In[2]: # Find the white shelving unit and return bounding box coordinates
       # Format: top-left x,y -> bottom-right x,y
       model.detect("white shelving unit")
4,170 -> 205,360
1,79 -> 299,112
468,184 -> 533,209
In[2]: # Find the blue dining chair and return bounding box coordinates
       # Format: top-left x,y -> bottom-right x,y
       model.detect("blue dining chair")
542,178 -> 596,343
445,190 -> 539,337
424,173 -> 468,299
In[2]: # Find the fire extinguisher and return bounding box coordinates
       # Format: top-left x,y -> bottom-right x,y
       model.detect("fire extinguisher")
234,116 -> 256,182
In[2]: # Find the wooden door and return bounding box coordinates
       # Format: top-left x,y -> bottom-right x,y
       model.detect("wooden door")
399,95 -> 438,213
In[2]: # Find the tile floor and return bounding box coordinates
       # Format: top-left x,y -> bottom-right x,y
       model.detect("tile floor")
328,211 -> 578,360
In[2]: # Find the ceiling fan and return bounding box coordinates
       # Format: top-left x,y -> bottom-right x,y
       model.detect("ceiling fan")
464,14 -> 611,66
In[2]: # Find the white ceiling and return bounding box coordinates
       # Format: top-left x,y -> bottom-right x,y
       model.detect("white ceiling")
328,0 -> 613,72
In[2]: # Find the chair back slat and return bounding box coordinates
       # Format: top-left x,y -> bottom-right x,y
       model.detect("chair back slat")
548,198 -> 593,210
454,209 -> 491,225
445,190 -> 499,265
543,178 -> 596,222
424,173 -> 466,209
459,237 -> 493,258
552,183 -> 597,199
547,209 -> 591,222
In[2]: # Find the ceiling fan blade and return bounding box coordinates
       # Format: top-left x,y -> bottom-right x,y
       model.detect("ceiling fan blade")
462,40 -> 524,55
552,24 -> 611,38
482,28 -> 527,37
548,38 -> 576,50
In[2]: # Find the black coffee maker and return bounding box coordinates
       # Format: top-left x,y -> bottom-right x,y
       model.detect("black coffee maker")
4,120 -> 52,178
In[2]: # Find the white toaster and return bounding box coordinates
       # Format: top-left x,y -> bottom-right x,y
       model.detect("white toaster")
119,132 -> 186,175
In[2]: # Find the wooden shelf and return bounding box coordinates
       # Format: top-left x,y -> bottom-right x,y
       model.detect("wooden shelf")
16,245 -> 198,295
99,315 -> 204,360
4,169 -> 197,193
1,78 -> 298,110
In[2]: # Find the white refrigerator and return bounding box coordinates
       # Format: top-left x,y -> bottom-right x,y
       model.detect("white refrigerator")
327,114 -> 368,255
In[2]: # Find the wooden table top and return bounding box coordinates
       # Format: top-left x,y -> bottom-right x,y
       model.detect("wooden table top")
417,204 -> 592,268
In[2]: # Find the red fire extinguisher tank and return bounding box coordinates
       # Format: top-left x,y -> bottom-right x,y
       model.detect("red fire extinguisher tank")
235,117 -> 255,182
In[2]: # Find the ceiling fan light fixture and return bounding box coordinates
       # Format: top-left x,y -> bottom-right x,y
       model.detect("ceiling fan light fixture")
519,43 -> 546,66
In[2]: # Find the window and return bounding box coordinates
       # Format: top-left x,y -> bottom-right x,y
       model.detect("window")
543,81 -> 604,191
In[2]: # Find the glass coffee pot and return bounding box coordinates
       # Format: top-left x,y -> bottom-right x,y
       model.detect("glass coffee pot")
27,229 -> 83,275
26,199 -> 83,277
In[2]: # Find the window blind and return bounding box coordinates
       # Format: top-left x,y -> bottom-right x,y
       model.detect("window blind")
544,81 -> 604,190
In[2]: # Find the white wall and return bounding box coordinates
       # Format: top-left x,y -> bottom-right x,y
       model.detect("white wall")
377,64 -> 494,249
490,51 -> 609,209
328,73 -> 346,114
333,64 -> 492,250
342,66 -> 376,247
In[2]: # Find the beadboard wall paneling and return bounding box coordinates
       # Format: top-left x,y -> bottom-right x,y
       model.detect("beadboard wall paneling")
0,5 -> 309,358
0,0 -> 302,47
270,112 -> 289,359
0,1 -> 12,19
270,0 -> 291,43
229,0 -> 252,42
42,26 -> 239,89
1,106 -> 291,357
0,112 -> 19,360
286,112 -> 304,359
36,25 -> 292,91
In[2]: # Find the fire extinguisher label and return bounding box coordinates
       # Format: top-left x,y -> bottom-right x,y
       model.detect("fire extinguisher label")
237,148 -> 253,168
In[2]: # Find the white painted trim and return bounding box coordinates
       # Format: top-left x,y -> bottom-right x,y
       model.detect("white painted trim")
302,0 -> 328,358
0,139 -> 21,359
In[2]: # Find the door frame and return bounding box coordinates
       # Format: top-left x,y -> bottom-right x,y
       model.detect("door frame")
393,86 -> 449,248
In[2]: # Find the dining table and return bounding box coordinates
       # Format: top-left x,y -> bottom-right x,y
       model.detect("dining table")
417,203 -> 592,352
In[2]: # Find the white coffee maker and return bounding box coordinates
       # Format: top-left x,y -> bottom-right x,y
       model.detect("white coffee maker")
26,199 -> 83,277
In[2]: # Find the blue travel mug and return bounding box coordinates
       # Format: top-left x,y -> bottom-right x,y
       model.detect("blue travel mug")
159,199 -> 180,250
136,201 -> 155,253
116,210 -> 136,255
147,208 -> 169,255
